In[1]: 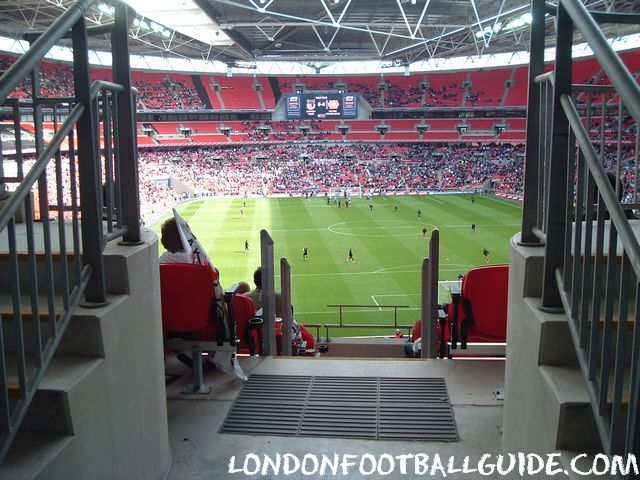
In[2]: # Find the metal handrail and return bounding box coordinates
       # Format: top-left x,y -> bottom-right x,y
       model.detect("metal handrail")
560,94 -> 640,276
0,0 -> 138,465
560,0 -> 640,124
0,78 -> 127,233
326,303 -> 411,327
526,0 -> 640,463
322,323 -> 413,343
0,102 -> 84,232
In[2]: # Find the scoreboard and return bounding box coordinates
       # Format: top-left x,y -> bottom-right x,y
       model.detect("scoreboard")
284,93 -> 358,119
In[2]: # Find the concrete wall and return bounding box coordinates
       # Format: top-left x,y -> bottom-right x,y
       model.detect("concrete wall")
37,229 -> 171,480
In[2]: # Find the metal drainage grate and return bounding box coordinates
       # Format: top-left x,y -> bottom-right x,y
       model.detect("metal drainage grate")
220,375 -> 457,441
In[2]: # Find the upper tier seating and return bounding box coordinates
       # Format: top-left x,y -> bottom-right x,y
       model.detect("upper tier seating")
214,76 -> 262,109
502,67 -> 529,107
257,77 -> 276,108
346,76 -> 381,107
467,69 -> 512,106
4,51 -> 640,110
425,72 -> 467,107
132,72 -> 205,110
385,76 -> 423,107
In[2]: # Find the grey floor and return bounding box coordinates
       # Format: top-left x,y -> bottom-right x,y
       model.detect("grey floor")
165,356 -> 505,480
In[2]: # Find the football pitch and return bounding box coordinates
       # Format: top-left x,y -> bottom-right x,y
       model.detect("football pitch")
152,194 -> 521,338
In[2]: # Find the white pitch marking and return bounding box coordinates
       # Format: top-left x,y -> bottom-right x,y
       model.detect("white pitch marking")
371,295 -> 382,311
373,293 -> 421,297
296,307 -> 422,315
483,196 -> 523,209
276,267 -> 472,278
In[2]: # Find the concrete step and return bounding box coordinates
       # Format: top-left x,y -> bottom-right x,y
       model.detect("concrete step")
5,354 -> 103,434
0,431 -> 72,480
0,251 -> 130,296
0,294 -> 109,356
539,365 -> 602,452
1,354 -> 103,480
0,228 -> 170,479
540,362 -> 629,447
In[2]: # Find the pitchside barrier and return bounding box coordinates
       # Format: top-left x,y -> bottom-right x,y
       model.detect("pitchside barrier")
323,304 -> 412,342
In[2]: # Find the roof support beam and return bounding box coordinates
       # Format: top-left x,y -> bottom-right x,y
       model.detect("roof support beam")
211,0 -> 439,42
413,0 -> 431,38
192,0 -> 253,61
336,0 -> 353,26
469,0 -> 488,48
383,2 -> 531,58
366,26 -> 382,56
485,0 -> 507,48
395,0 -> 414,38
318,0 -> 336,25
311,25 -> 329,51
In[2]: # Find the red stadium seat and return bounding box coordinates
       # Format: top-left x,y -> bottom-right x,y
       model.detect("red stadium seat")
160,263 -> 219,341
296,324 -> 316,355
448,265 -> 509,354
160,263 -> 236,393
232,295 -> 262,355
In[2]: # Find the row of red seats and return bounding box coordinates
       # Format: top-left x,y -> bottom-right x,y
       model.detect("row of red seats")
5,51 -> 639,109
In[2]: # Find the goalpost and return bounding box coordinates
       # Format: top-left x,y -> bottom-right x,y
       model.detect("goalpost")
438,280 -> 462,303
329,186 -> 362,199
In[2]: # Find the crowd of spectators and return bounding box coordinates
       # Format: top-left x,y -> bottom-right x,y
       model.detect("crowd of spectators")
385,81 -> 422,107
1,55 -> 74,98
136,142 -> 527,220
134,77 -> 205,111
13,140 -> 640,226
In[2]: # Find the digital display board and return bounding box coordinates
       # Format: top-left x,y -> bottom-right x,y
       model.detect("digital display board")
285,93 -> 358,119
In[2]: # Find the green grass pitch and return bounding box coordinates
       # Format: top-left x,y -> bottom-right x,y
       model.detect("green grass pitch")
152,194 -> 521,338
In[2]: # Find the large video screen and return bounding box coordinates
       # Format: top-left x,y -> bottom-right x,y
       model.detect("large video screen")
285,93 -> 358,119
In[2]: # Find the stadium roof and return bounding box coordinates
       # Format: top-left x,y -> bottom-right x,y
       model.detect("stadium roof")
0,0 -> 640,74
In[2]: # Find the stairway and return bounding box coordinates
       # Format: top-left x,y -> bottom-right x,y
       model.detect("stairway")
0,225 -> 170,479
268,76 -> 281,104
499,68 -> 516,107
191,75 -> 212,109
502,231 -> 631,478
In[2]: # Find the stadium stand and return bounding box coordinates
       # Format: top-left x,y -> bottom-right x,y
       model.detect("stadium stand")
384,75 -> 423,107
347,75 -> 382,107
132,71 -> 205,110
214,75 -> 262,109
3,51 -> 640,111
467,68 -> 512,106
425,71 -> 467,107
502,66 -> 530,106
257,77 -> 276,108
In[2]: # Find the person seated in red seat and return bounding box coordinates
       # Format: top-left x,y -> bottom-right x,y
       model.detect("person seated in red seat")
159,218 -> 190,264
158,217 -> 228,362
405,303 -> 449,358
236,281 -> 251,295
158,217 -> 223,283
288,305 -> 316,355
243,266 -> 284,317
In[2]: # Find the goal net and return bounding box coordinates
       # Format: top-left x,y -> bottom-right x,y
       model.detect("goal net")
329,186 -> 362,198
